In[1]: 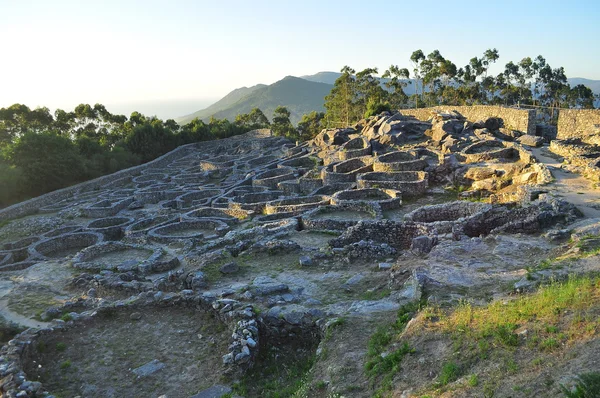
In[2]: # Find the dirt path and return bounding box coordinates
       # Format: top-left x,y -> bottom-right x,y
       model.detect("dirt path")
531,146 -> 600,218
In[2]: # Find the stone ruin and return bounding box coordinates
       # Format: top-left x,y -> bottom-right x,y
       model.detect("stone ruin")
0,109 -> 588,397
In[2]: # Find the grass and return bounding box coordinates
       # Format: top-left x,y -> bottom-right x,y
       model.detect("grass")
438,361 -> 460,386
364,301 -> 421,396
443,276 -> 600,350
60,360 -> 72,370
232,345 -> 317,398
561,372 -> 600,398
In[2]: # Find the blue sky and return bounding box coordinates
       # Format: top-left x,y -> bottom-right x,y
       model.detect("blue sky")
1,0 -> 599,116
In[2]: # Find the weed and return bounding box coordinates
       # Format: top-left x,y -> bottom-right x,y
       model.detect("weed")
468,374 -> 479,387
55,342 -> 67,352
60,360 -> 72,370
444,276 -> 600,350
315,380 -> 327,390
60,313 -> 73,322
541,337 -> 559,351
438,361 -> 460,386
36,341 -> 47,353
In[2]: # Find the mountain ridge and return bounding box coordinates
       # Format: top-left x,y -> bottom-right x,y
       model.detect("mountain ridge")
177,72 -> 600,126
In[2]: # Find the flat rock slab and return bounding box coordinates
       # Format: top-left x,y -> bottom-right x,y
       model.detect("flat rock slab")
189,385 -> 233,398
132,359 -> 165,377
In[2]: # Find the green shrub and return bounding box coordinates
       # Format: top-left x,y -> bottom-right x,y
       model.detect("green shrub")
439,361 -> 460,386
561,372 -> 600,398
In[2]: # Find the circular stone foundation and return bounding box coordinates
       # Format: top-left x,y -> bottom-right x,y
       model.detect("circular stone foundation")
253,168 -> 296,189
373,151 -> 428,172
71,242 -> 172,273
148,220 -> 229,243
29,232 -> 104,260
87,217 -> 135,241
332,188 -> 402,210
264,195 -> 330,215
403,200 -> 492,233
357,171 -> 428,196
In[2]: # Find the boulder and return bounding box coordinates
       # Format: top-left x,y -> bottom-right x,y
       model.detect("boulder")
465,167 -> 498,181
517,135 -> 544,148
472,120 -> 486,129
512,171 -> 539,185
219,262 -> 239,274
484,117 -> 503,131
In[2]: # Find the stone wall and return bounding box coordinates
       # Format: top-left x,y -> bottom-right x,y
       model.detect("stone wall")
556,109 -> 600,140
401,105 -> 536,136
0,130 -> 273,222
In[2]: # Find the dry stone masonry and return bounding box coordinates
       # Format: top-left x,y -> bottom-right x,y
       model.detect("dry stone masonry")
0,107 -> 591,397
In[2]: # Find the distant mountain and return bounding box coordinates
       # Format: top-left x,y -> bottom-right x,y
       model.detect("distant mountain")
178,73 -> 600,126
177,84 -> 266,124
300,71 -> 343,85
177,76 -> 332,125
301,71 -> 418,96
568,78 -> 600,95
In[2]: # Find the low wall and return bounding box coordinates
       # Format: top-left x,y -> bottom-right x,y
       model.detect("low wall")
557,109 -> 600,140
401,105 -> 536,136
0,130 -> 273,222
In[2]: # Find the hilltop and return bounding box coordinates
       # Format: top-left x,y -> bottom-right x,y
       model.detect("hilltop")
177,76 -> 332,125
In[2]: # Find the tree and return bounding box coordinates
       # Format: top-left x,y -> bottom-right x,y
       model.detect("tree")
124,122 -> 177,162
3,131 -> 85,195
324,66 -> 357,127
410,50 -> 426,107
271,106 -> 296,140
567,84 -> 595,109
383,65 -> 410,108
234,108 -> 270,130
296,111 -> 324,141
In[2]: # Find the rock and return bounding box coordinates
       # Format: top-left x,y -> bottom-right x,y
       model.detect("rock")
411,235 -> 437,255
484,117 -> 503,131
251,276 -> 289,296
189,385 -> 233,398
222,353 -> 233,365
341,273 -> 364,289
472,120 -> 486,129
517,135 -> 544,148
299,256 -> 313,267
129,312 -> 142,321
189,271 -> 207,290
219,262 -> 239,274
465,167 -> 498,181
514,277 -> 535,293
128,201 -> 144,210
512,171 -> 539,185
132,359 -> 165,377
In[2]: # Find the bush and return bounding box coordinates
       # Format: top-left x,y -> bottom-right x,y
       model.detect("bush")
561,372 -> 600,398
364,101 -> 392,118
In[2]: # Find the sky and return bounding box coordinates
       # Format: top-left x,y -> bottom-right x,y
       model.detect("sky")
1,0 -> 599,118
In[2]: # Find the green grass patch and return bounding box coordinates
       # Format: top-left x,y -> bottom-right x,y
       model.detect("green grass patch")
561,372 -> 600,398
364,301 -> 421,395
444,276 -> 600,350
232,340 -> 319,398
438,361 -> 460,386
